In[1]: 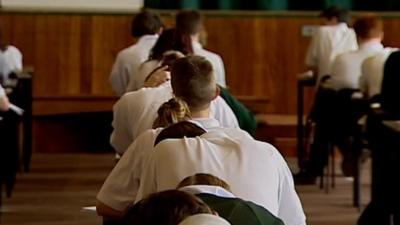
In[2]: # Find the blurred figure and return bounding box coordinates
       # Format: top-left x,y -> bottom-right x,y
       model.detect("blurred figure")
176,10 -> 227,87
178,214 -> 231,225
305,6 -> 357,84
0,27 -> 23,83
109,10 -> 164,96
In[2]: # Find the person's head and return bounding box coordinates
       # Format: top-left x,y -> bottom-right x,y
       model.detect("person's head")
161,50 -> 186,68
320,6 -> 350,25
123,190 -> 213,225
171,56 -> 218,114
175,10 -> 203,37
177,174 -> 231,191
149,28 -> 193,61
353,15 -> 384,43
153,98 -> 192,129
154,121 -> 206,146
131,10 -> 164,38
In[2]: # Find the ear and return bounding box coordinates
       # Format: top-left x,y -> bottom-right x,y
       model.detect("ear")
213,85 -> 220,100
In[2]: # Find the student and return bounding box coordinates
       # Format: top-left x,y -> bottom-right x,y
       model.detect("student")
360,49 -> 398,99
305,6 -> 357,84
98,56 -> 240,218
0,84 -> 10,111
177,174 -> 285,225
109,10 -> 163,96
330,15 -> 385,91
176,10 -> 227,87
126,28 -> 192,91
109,56 -> 238,154
0,28 -> 23,83
121,190 -> 216,225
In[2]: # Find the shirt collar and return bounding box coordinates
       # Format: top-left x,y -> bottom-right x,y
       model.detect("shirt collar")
359,41 -> 384,52
190,118 -> 220,130
179,185 -> 236,198
137,34 -> 159,45
192,40 -> 203,50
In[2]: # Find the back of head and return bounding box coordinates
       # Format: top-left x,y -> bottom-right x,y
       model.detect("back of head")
177,173 -> 231,191
320,6 -> 350,24
176,10 -> 203,35
153,98 -> 192,129
149,28 -> 193,61
171,56 -> 217,112
353,14 -> 383,41
131,9 -> 164,38
154,121 -> 206,146
124,190 -> 212,225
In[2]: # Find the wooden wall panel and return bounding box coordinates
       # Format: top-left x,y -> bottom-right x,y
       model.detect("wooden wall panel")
1,12 -> 400,115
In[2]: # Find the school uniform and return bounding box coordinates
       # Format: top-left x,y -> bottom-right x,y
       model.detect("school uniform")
305,23 -> 357,84
98,118 -> 226,213
110,82 -> 239,154
180,185 -> 285,225
125,59 -> 160,92
330,41 -> 384,91
193,41 -> 227,87
136,127 -> 306,225
0,45 -> 23,81
109,35 -> 158,96
0,85 -> 5,97
360,48 -> 398,98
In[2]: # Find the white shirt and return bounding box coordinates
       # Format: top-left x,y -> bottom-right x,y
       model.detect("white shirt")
306,23 -> 358,83
179,185 -> 236,198
360,48 -> 398,98
98,118 -> 224,212
109,35 -> 158,96
136,128 -> 306,225
330,41 -> 384,90
193,41 -> 227,87
0,84 -> 5,97
0,45 -> 23,81
110,82 -> 239,154
126,59 -> 160,92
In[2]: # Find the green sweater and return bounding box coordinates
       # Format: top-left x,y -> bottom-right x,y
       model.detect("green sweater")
197,193 -> 285,225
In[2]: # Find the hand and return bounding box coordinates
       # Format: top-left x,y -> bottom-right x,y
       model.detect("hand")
144,66 -> 171,88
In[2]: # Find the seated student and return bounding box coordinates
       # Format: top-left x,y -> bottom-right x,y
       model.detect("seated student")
360,49 -> 398,99
330,14 -> 385,91
98,56 -> 240,217
0,28 -> 23,83
109,10 -> 163,96
305,6 -> 357,84
176,10 -> 227,88
110,56 -> 238,154
0,84 -> 10,111
177,173 -> 285,225
121,190 -> 221,225
126,28 -> 192,92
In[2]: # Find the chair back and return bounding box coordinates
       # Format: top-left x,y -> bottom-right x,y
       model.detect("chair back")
381,51 -> 400,115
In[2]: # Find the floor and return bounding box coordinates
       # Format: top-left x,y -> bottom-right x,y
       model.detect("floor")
0,153 -> 371,225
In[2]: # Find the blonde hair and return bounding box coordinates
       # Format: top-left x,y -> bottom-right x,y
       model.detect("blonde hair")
153,98 -> 191,128
177,173 -> 231,192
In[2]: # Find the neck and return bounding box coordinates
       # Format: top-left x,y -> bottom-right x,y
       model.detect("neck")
191,107 -> 210,119
191,34 -> 200,43
359,38 -> 382,46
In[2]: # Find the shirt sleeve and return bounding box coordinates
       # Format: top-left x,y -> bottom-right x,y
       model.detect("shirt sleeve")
0,85 -> 5,97
275,152 -> 307,225
110,96 -> 132,154
305,28 -> 320,67
109,52 -> 131,97
215,55 -> 227,88
359,58 -> 371,96
210,96 -> 239,129
135,150 -> 158,203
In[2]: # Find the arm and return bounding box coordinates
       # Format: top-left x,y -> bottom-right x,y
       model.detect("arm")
0,86 -> 10,111
96,200 -> 125,219
110,53 -> 131,96
110,96 -> 132,154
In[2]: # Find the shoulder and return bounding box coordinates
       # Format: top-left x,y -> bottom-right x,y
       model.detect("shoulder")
6,45 -> 22,56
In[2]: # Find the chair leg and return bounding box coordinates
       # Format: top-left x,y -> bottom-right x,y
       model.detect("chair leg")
331,146 -> 336,189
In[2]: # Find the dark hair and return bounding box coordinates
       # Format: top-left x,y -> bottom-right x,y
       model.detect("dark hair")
177,174 -> 231,191
353,14 -> 383,40
123,190 -> 212,225
131,10 -> 164,38
319,6 -> 350,24
149,28 -> 193,61
154,121 -> 206,146
145,51 -> 185,82
153,98 -> 192,129
176,10 -> 203,35
171,56 -> 217,111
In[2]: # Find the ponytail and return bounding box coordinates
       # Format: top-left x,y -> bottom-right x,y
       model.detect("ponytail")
153,98 -> 191,128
